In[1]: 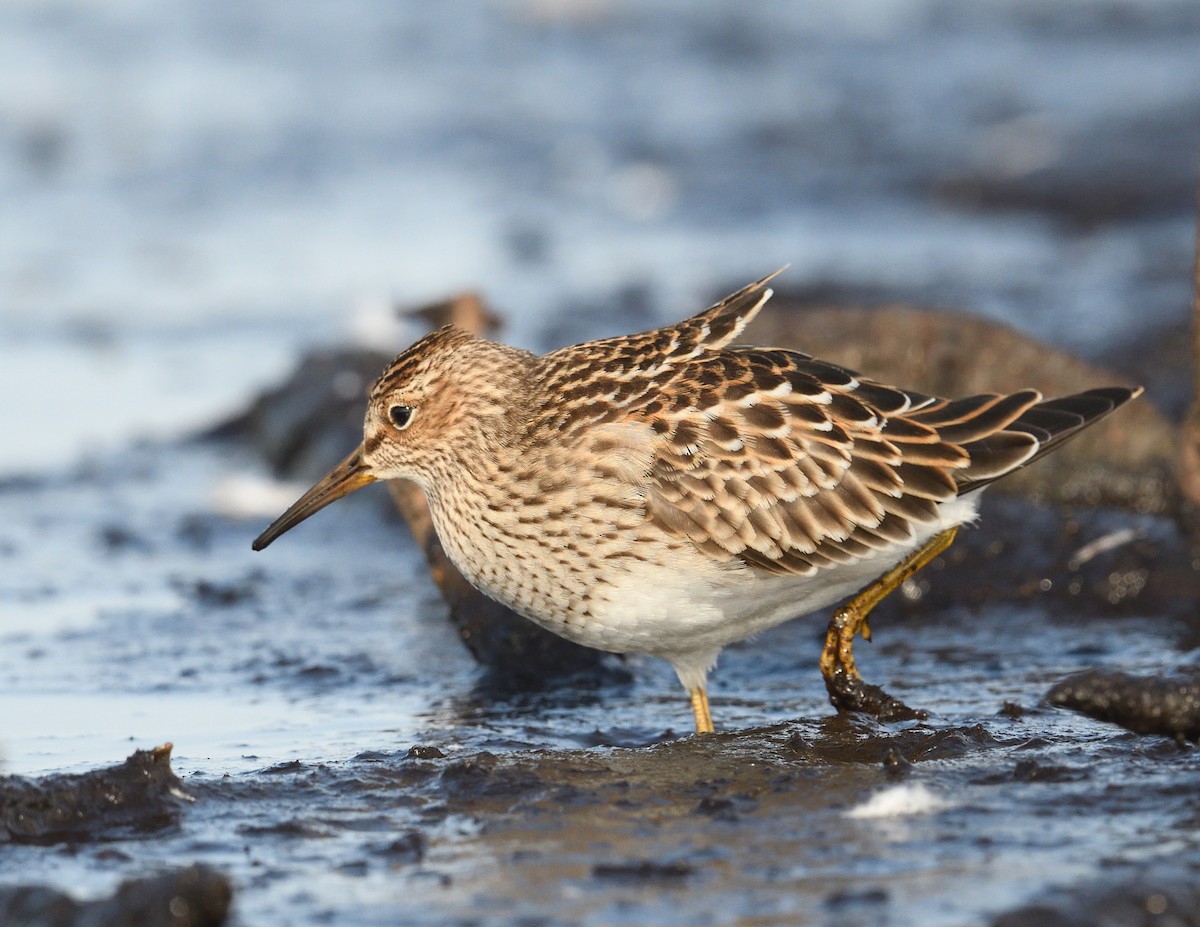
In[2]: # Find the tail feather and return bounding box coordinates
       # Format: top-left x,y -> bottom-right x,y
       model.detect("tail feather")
954,386 -> 1142,494
954,431 -> 1041,484
931,389 -> 1042,445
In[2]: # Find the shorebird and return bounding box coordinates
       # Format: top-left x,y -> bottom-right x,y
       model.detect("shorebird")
253,271 -> 1139,733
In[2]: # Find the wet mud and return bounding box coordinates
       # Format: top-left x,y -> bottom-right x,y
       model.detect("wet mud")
1,745 -> 188,844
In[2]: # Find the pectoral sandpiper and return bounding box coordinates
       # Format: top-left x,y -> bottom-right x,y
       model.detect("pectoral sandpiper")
253,272 -> 1140,733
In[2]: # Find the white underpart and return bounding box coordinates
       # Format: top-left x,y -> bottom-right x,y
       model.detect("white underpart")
598,493 -> 982,694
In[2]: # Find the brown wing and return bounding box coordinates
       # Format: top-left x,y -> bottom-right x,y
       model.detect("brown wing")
532,275 -> 1140,579
640,348 -> 1045,576
536,271 -> 784,433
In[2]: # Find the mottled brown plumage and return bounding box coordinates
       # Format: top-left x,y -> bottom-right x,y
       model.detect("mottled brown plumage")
254,271 -> 1141,733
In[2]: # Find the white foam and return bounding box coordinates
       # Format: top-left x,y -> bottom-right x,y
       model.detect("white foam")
210,474 -> 309,519
846,782 -> 951,819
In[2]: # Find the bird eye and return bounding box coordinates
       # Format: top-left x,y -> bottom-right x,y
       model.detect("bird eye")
389,405 -> 415,430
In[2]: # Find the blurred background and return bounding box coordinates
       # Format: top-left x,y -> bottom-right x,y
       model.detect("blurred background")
3,0 -> 1197,477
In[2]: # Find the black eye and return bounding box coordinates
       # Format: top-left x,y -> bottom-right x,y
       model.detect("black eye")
389,405 -> 415,430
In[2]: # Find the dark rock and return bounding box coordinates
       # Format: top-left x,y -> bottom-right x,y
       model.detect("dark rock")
592,860 -> 693,881
825,887 -> 889,911
380,831 -> 426,863
989,865 -> 1200,927
0,745 -> 190,844
0,864 -> 231,927
694,795 -> 737,819
1046,669 -> 1200,742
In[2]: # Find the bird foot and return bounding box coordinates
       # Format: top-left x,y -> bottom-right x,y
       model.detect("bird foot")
824,669 -> 926,722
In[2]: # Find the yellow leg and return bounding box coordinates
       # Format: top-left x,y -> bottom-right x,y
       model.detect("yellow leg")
820,526 -> 958,716
690,687 -> 715,734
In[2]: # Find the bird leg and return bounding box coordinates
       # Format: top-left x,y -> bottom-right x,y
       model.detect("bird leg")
820,526 -> 959,721
689,687 -> 715,734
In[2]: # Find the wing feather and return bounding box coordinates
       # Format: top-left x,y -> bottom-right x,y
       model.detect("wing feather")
532,277 -> 1141,580
640,348 -> 967,575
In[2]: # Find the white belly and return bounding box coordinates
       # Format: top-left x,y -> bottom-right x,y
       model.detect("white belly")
589,493 -> 981,662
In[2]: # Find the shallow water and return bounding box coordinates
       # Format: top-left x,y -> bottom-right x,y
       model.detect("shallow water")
2,1 -> 1200,925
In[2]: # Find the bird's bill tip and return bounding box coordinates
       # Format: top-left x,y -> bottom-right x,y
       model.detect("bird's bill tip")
251,448 -> 377,551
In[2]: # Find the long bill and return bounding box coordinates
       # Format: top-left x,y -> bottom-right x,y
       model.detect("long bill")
251,447 -> 377,551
